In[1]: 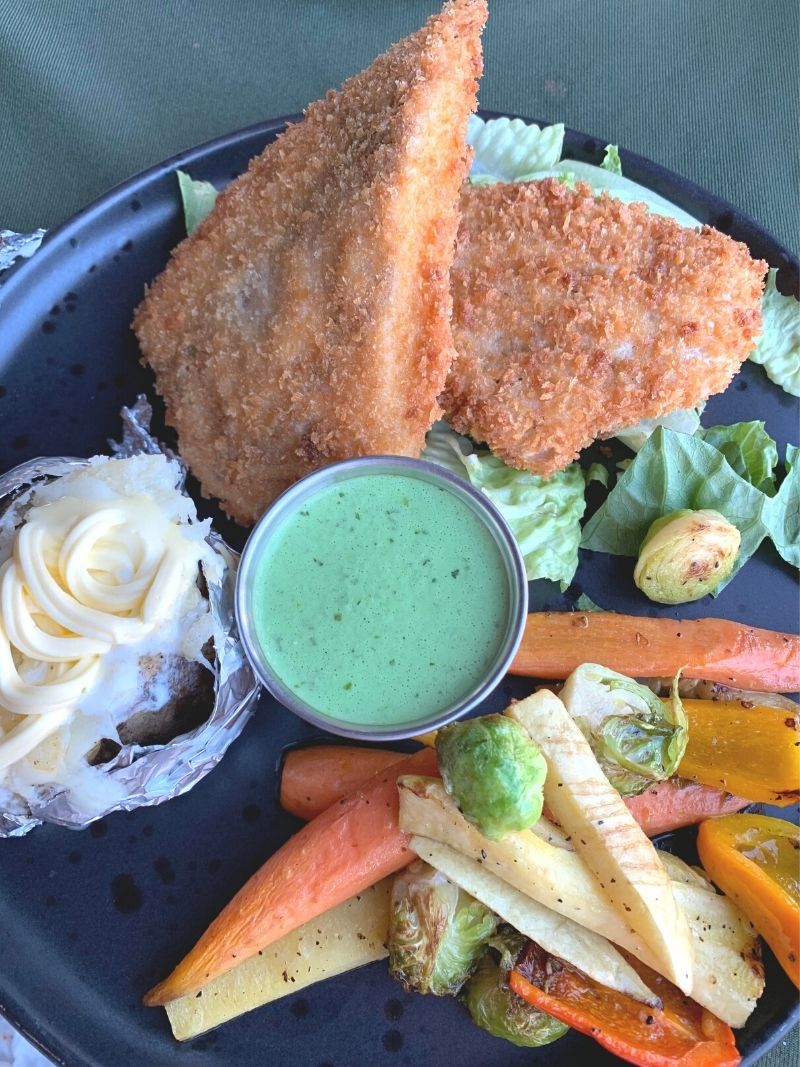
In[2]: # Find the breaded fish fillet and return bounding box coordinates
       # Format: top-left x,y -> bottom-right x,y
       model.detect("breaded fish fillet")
444,179 -> 767,475
133,0 -> 486,525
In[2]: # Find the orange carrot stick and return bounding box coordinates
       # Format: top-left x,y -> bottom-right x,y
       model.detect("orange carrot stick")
279,744 -> 748,836
280,745 -> 404,820
625,780 -> 748,837
510,612 -> 800,692
144,746 -> 438,1006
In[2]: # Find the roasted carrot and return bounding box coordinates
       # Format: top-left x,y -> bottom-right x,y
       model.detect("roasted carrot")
144,746 -> 438,1006
510,612 -> 800,692
509,941 -> 740,1067
279,744 -> 747,836
280,745 -> 404,820
625,780 -> 748,837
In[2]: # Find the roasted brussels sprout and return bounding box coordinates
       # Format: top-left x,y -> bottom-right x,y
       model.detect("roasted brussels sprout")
462,928 -> 568,1048
633,508 -> 741,604
388,860 -> 497,996
560,664 -> 688,796
436,714 -> 547,840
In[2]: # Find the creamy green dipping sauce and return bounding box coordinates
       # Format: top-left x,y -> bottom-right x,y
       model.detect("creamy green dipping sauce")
251,473 -> 509,726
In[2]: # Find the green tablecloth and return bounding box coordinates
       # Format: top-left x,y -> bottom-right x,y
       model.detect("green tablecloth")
0,1 -> 797,1064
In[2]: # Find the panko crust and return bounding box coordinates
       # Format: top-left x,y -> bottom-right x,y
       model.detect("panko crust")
133,0 -> 487,525
444,179 -> 767,474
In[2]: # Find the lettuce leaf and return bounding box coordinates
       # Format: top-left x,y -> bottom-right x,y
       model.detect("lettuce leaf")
601,144 -> 622,175
764,445 -> 800,568
697,421 -> 778,495
423,426 -> 595,587
467,115 -> 564,182
580,427 -> 773,591
615,408 -> 703,452
177,170 -> 217,234
748,269 -> 800,398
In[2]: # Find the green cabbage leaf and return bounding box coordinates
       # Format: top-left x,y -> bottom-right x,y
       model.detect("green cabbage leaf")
748,269 -> 800,398
176,170 -> 217,234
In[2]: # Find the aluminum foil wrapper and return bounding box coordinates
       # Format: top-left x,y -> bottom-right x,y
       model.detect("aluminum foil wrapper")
0,398 -> 260,837
0,229 -> 45,273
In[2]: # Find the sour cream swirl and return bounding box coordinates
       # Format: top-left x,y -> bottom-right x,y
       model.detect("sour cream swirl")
0,493 -> 204,770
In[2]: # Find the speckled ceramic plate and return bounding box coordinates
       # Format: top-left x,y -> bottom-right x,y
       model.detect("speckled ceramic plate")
0,113 -> 797,1067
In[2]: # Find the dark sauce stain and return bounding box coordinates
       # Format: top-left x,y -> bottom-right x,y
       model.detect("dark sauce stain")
111,874 -> 142,913
715,210 -> 733,232
131,199 -> 141,212
69,237 -> 78,248
88,264 -> 97,273
382,1030 -> 403,1052
64,291 -> 78,302
0,386 -> 6,398
154,856 -> 176,885
142,824 -> 154,837
735,379 -> 748,391
384,998 -> 403,1022
41,320 -> 56,334
128,834 -> 137,845
318,1062 -> 334,1067
68,850 -> 81,865
112,372 -> 128,388
44,895 -> 57,907
190,1033 -> 218,1051
66,303 -> 77,313
242,803 -> 261,823
12,434 -> 28,450
208,858 -> 222,874
49,304 -> 60,316
90,820 -> 108,838
289,997 -> 310,1019
122,239 -> 134,252
70,363 -> 85,377
113,254 -> 121,263
67,929 -> 79,943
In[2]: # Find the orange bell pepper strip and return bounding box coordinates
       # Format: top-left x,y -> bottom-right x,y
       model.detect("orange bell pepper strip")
697,814 -> 800,989
674,699 -> 800,805
508,941 -> 740,1067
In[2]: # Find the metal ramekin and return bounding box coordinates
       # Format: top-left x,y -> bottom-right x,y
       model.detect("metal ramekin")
235,456 -> 528,741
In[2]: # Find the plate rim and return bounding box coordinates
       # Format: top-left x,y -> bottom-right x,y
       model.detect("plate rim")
0,110 -> 797,1067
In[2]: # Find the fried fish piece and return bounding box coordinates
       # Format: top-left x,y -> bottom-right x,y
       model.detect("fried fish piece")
133,0 -> 486,525
444,179 -> 767,475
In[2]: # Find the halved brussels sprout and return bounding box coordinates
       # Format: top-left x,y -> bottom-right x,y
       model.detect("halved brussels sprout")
436,714 -> 547,840
633,508 -> 741,604
388,860 -> 497,996
560,664 -> 688,795
462,927 -> 569,1047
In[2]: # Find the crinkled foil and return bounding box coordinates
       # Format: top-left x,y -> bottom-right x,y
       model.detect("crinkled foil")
0,228 -> 45,272
0,398 -> 260,837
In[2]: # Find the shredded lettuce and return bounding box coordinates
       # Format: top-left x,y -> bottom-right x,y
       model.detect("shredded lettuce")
574,592 -> 604,612
177,170 -> 217,234
423,426 -> 595,588
697,422 -> 778,495
748,269 -> 800,398
580,427 -> 776,591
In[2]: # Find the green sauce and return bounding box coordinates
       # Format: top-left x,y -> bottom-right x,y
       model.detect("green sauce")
251,473 -> 510,726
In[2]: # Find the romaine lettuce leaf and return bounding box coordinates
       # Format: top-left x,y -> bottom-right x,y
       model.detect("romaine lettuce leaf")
580,427 -> 773,590
423,426 -> 595,587
697,421 -> 778,495
748,269 -> 800,398
764,445 -> 800,568
177,170 -> 217,234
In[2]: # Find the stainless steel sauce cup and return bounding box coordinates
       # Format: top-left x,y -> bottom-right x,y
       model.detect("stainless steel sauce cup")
235,456 -> 528,741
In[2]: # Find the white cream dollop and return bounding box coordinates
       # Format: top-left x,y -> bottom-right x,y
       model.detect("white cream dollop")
0,455 -> 214,777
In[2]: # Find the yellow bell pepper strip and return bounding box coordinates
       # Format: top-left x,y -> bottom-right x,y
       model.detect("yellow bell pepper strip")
675,699 -> 800,805
508,941 -> 740,1067
697,814 -> 799,989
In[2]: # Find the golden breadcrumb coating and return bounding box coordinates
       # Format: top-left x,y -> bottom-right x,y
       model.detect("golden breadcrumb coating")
133,0 -> 487,525
444,178 -> 767,475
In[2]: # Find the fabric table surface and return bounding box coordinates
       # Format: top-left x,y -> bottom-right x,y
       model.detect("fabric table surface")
0,1 -> 797,1065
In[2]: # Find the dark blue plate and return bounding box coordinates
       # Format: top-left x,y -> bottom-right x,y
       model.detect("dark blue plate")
0,113 -> 797,1067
